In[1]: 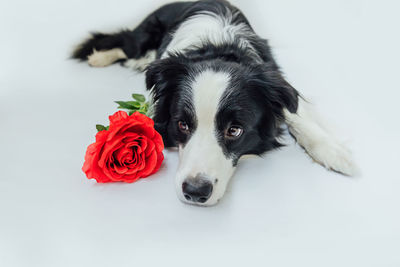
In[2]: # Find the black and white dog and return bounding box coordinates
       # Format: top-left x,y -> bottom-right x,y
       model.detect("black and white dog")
72,0 -> 357,206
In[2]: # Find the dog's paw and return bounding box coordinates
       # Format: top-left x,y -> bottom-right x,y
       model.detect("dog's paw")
285,100 -> 360,177
304,138 -> 360,176
87,49 -> 111,67
87,48 -> 126,67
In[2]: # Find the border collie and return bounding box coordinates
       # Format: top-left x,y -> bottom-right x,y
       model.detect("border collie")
72,0 -> 357,206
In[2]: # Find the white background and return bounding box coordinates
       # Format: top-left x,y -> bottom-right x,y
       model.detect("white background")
1,0 -> 399,266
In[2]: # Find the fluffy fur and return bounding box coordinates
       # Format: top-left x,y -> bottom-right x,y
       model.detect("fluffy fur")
72,0 -> 358,206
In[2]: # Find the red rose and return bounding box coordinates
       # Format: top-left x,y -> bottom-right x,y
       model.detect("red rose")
82,111 -> 164,183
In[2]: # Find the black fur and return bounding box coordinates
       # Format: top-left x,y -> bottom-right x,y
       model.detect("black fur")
72,0 -> 299,162
145,56 -> 191,147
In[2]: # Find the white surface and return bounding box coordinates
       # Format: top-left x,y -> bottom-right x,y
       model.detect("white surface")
1,0 -> 399,266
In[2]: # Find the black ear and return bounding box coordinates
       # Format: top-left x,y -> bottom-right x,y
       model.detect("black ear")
263,69 -> 299,113
248,66 -> 299,114
145,57 -> 188,147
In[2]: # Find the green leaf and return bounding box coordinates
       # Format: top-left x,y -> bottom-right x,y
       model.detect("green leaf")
115,101 -> 137,110
96,124 -> 107,132
132,94 -> 146,102
126,101 -> 141,108
140,102 -> 149,115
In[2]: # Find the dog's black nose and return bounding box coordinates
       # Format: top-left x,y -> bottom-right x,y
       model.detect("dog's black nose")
182,176 -> 213,203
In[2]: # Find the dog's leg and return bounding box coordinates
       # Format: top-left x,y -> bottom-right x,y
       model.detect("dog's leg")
72,29 -> 157,71
71,2 -> 192,71
284,98 -> 359,176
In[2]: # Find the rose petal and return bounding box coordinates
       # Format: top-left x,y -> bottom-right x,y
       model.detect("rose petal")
108,110 -> 129,125
138,149 -> 158,178
82,131 -> 114,183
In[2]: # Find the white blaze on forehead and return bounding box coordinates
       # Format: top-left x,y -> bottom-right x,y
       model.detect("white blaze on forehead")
176,70 -> 235,205
192,70 -> 230,127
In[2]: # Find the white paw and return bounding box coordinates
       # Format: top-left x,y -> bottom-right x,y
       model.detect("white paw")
87,48 -> 127,67
87,50 -> 112,67
304,139 -> 359,176
285,99 -> 360,177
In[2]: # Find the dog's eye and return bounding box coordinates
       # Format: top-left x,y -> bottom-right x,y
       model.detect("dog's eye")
225,126 -> 243,139
178,121 -> 190,133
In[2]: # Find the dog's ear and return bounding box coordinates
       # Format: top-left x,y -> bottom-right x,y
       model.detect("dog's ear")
145,57 -> 189,147
243,65 -> 299,150
264,70 -> 298,114
248,65 -> 299,114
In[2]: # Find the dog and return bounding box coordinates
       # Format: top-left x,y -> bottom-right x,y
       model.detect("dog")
72,0 -> 357,206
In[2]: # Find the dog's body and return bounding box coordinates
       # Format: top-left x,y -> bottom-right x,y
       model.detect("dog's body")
73,0 -> 357,206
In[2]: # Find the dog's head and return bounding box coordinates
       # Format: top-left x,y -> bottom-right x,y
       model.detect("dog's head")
146,56 -> 298,206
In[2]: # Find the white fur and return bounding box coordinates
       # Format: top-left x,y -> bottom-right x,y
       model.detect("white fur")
176,70 -> 235,206
87,48 -> 127,67
162,10 -> 259,60
123,50 -> 156,71
284,99 -> 359,176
